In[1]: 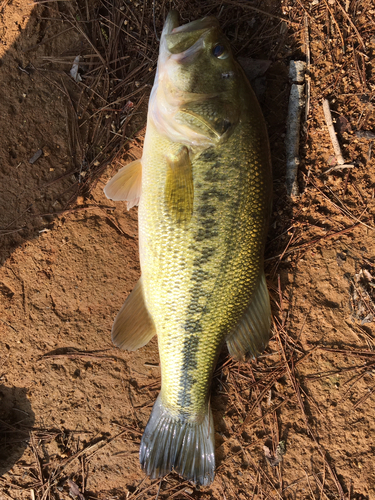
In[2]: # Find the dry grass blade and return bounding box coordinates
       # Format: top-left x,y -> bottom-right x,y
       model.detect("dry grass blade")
353,385 -> 375,409
336,0 -> 366,51
0,0 -> 10,11
33,0 -> 160,205
219,0 -> 299,25
275,328 -> 348,499
30,433 -> 45,488
309,180 -> 374,231
265,223 -> 360,262
323,0 -> 345,51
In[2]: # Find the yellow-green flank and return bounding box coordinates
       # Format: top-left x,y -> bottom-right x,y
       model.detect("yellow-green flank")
104,10 -> 272,486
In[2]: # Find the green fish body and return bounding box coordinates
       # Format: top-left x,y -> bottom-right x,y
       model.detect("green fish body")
104,11 -> 272,486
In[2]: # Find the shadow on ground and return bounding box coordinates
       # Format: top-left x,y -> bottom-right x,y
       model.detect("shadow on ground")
0,385 -> 35,476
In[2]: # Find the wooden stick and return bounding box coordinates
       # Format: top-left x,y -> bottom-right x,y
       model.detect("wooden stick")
322,98 -> 345,165
322,98 -> 355,170
285,61 -> 306,197
304,16 -> 311,121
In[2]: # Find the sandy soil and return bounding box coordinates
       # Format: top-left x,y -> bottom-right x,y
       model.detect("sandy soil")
1,0 -> 375,499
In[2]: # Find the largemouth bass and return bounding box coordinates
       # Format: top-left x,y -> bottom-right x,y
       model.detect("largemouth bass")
104,11 -> 272,486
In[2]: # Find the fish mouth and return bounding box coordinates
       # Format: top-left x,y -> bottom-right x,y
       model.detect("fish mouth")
150,12 -> 225,148
162,11 -> 218,55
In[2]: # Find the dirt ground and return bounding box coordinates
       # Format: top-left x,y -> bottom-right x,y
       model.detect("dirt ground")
0,0 -> 375,498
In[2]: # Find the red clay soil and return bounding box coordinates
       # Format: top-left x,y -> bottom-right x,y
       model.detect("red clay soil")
0,0 -> 375,499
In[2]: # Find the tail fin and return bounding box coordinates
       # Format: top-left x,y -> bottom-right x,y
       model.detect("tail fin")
139,395 -> 215,486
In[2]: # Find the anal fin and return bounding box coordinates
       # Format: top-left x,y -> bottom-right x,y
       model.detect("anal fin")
111,278 -> 156,351
226,272 -> 271,360
104,159 -> 142,209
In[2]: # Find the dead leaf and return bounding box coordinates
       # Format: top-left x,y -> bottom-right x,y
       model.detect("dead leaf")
29,149 -> 43,164
347,268 -> 375,324
263,440 -> 286,466
68,479 -> 85,500
336,115 -> 352,135
355,130 -> 375,140
70,56 -> 82,83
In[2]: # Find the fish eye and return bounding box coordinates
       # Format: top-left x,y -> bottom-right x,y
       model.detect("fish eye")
213,44 -> 227,59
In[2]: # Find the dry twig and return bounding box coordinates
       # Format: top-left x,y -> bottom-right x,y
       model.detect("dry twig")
322,98 -> 355,172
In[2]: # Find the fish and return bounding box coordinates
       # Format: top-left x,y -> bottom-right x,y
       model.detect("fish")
104,11 -> 272,487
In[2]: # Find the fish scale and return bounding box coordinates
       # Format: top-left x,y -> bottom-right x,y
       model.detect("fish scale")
104,11 -> 272,486
139,113 -> 269,415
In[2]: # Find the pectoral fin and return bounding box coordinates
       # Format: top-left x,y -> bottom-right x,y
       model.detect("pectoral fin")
104,159 -> 142,209
111,278 -> 156,351
165,145 -> 194,224
226,273 -> 271,360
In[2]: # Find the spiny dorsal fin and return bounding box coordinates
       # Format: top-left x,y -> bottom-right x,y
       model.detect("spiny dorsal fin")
104,159 -> 142,209
165,145 -> 194,224
111,278 -> 156,351
226,272 -> 271,360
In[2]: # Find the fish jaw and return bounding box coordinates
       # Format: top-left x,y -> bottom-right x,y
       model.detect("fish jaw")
148,12 -> 238,148
149,52 -> 217,147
